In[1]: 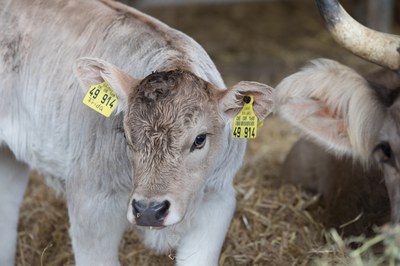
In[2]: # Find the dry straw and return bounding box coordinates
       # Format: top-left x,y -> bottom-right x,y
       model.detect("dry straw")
13,1 -> 400,265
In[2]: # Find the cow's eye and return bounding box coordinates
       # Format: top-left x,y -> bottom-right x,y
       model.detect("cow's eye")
191,134 -> 207,151
374,141 -> 393,163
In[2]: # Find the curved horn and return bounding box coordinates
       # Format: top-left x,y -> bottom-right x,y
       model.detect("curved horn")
316,0 -> 400,71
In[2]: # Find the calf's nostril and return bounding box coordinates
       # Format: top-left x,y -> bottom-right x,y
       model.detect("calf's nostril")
132,199 -> 147,217
152,200 -> 170,220
132,199 -> 171,226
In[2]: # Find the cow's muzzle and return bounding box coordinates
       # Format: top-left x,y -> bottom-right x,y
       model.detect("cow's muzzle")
132,199 -> 170,227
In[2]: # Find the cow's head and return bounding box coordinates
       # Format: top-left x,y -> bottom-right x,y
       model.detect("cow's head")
74,57 -> 274,227
275,0 -> 400,221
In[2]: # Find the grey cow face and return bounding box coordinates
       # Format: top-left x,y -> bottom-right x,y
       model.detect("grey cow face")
124,70 -> 225,227
74,57 -> 274,228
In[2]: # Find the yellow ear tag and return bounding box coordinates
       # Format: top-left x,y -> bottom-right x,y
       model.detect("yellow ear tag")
83,82 -> 118,117
232,95 -> 258,139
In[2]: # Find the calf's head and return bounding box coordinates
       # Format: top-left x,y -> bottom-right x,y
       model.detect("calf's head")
74,57 -> 273,227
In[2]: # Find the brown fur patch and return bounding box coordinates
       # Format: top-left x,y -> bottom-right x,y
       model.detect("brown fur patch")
123,70 -> 220,195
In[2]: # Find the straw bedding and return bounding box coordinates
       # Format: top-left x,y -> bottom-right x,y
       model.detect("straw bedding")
15,0 -> 400,265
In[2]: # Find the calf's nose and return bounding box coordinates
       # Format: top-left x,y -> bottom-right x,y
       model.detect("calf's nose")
132,199 -> 170,227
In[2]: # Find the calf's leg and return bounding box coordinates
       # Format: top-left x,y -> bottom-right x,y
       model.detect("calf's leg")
176,188 -> 236,266
66,178 -> 129,266
0,148 -> 29,266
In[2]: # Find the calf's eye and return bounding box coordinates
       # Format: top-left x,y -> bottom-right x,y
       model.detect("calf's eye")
191,134 -> 207,151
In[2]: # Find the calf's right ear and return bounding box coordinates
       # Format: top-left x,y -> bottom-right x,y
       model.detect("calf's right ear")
73,57 -> 141,113
219,81 -> 274,122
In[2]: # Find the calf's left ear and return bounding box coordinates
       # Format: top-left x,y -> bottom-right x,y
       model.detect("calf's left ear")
73,57 -> 141,113
219,81 -> 274,121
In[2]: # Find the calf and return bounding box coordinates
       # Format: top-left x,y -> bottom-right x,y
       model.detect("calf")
275,0 -> 400,226
0,0 -> 274,265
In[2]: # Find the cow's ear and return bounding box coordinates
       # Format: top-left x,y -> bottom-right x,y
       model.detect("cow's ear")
275,58 -> 385,160
73,57 -> 140,112
219,81 -> 274,122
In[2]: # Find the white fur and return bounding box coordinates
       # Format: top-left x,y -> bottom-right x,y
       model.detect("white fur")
0,149 -> 29,266
0,0 -> 273,265
275,58 -> 385,162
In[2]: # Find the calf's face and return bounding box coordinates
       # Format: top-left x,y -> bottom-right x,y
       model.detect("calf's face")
74,57 -> 274,227
124,71 -> 227,226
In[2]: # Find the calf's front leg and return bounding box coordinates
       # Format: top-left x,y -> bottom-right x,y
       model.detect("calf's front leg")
66,179 -> 129,266
0,148 -> 29,266
176,188 -> 236,266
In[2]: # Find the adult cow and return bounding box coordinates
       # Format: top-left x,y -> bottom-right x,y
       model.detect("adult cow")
280,138 -> 390,236
275,0 -> 400,228
0,0 -> 274,265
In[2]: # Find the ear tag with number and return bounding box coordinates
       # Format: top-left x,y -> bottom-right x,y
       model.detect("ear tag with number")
232,95 -> 258,139
83,82 -> 118,117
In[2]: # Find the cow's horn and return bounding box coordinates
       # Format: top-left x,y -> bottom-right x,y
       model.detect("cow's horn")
316,0 -> 400,71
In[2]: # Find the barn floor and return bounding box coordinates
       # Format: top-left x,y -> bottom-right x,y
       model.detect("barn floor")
16,0 -> 400,265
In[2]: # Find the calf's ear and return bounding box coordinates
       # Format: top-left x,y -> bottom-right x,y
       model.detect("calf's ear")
219,81 -> 274,122
275,58 -> 385,161
73,57 -> 140,112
